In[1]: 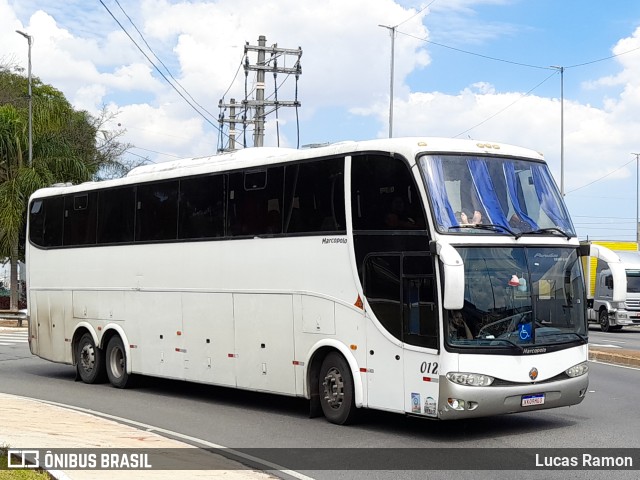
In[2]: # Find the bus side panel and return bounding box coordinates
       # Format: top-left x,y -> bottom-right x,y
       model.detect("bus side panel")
365,314 -> 404,413
127,292 -> 184,380
234,293 -> 296,394
403,348 -> 440,417
182,292 -> 236,387
33,290 -> 72,364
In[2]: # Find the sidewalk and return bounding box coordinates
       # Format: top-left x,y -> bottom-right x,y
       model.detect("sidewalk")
0,393 -> 277,480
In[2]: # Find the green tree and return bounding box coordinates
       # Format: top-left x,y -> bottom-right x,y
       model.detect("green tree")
0,65 -> 134,312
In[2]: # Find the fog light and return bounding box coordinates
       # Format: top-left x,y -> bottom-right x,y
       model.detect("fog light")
447,398 -> 465,410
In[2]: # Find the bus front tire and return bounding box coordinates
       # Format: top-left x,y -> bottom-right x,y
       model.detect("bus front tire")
76,333 -> 105,384
106,336 -> 130,388
319,352 -> 357,425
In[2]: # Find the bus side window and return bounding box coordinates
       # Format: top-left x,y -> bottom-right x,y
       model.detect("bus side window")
63,193 -> 97,246
228,167 -> 284,237
283,158 -> 345,234
29,197 -> 64,248
135,180 -> 179,242
351,154 -> 426,231
178,174 -> 225,239
97,187 -> 135,244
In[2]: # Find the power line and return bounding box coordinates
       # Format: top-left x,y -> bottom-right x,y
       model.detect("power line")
395,0 -> 438,28
452,71 -> 557,138
565,158 -> 635,195
396,30 -> 553,70
99,0 -> 227,138
113,0 -> 218,123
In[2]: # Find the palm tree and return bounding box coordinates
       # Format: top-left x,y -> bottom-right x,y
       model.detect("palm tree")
0,74 -> 93,312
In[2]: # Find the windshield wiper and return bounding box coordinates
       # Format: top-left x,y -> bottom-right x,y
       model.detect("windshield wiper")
449,223 -> 521,239
522,227 -> 572,240
485,338 -> 524,352
538,331 -> 588,343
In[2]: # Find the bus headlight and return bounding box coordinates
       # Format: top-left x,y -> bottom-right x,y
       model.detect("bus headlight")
565,362 -> 588,378
446,372 -> 494,386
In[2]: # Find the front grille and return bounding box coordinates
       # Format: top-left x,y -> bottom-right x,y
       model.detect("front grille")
491,371 -> 570,386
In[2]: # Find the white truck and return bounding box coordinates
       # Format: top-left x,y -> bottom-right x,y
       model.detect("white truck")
587,249 -> 640,332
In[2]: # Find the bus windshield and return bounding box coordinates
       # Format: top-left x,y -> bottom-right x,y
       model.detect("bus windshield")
447,247 -> 587,350
418,154 -> 575,237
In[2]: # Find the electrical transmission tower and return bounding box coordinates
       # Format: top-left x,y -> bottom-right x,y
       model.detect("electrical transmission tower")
218,35 -> 302,151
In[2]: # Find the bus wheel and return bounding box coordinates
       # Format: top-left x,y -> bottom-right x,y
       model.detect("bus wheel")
599,310 -> 611,332
76,333 -> 105,384
106,336 -> 130,388
319,352 -> 357,425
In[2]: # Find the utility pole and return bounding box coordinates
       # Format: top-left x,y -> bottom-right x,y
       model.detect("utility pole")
218,35 -> 302,150
551,65 -> 564,195
379,24 -> 396,138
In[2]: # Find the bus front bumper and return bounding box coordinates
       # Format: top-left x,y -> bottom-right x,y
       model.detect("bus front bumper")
437,374 -> 589,420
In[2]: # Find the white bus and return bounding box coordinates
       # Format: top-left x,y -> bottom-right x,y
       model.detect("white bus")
26,137 -> 623,424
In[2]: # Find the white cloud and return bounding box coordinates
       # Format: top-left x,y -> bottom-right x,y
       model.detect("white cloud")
4,0 -> 640,240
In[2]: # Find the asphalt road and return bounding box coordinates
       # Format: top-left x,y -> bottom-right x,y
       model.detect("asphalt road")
0,338 -> 638,480
588,324 -> 640,351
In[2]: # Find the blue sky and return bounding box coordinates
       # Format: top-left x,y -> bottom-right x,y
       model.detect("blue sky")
3,0 -> 640,242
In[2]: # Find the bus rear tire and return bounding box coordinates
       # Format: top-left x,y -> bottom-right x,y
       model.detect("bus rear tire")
76,333 -> 105,384
106,336 -> 130,388
319,352 -> 357,425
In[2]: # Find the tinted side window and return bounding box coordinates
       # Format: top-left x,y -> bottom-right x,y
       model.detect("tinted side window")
228,167 -> 284,236
29,197 -> 64,247
351,154 -> 426,231
179,175 -> 225,239
136,181 -> 179,241
283,158 -> 345,234
64,193 -> 97,246
97,187 -> 135,244
364,254 -> 401,339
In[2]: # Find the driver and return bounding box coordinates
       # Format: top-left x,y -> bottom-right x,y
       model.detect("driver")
449,311 -> 473,340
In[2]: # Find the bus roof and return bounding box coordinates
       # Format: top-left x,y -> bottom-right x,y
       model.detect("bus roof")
30,137 -> 545,198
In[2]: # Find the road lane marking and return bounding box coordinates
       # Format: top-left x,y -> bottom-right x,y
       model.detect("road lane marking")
590,343 -> 622,348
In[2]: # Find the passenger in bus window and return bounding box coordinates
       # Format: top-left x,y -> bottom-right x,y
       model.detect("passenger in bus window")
449,311 -> 473,340
458,210 -> 482,225
385,196 -> 418,229
508,213 -> 533,232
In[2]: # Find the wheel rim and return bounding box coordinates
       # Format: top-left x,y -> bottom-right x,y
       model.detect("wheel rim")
600,313 -> 608,328
322,366 -> 344,410
109,345 -> 125,379
80,343 -> 95,373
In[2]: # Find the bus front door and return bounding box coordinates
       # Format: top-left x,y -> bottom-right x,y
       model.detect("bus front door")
401,254 -> 440,418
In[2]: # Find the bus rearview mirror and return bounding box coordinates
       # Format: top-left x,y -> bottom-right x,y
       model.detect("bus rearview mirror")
435,242 -> 465,310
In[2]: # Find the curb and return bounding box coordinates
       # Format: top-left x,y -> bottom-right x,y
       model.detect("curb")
589,348 -> 640,368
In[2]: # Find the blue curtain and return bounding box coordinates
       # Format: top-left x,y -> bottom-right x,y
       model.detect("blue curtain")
467,158 -> 510,228
503,163 -> 538,230
423,156 -> 457,229
531,164 -> 573,231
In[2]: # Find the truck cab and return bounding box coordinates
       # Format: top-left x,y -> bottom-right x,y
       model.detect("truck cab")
590,251 -> 640,332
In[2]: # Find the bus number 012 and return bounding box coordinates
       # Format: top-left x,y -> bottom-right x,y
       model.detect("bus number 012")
420,362 -> 438,375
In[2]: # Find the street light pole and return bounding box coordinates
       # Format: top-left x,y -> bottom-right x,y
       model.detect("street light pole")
551,66 -> 564,196
379,24 -> 396,138
633,153 -> 640,247
16,30 -> 33,167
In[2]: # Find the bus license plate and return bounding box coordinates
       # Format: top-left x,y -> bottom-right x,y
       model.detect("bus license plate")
521,394 -> 545,407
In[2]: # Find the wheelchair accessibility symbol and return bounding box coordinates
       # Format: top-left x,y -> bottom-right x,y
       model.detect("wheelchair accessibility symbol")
519,323 -> 532,341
